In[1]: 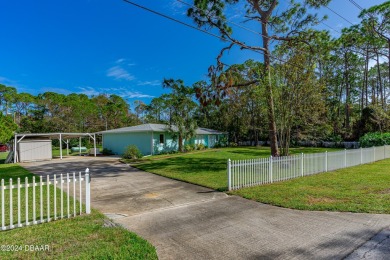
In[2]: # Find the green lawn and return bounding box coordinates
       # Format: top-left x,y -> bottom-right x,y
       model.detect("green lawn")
131,146 -> 390,214
230,159 -> 390,214
0,210 -> 157,259
0,163 -> 157,259
130,146 -> 340,191
0,152 -> 8,164
52,149 -> 89,157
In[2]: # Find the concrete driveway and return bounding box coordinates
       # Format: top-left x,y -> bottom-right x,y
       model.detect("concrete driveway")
22,157 -> 390,260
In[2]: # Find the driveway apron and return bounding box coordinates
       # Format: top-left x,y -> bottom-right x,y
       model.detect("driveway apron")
22,157 -> 390,260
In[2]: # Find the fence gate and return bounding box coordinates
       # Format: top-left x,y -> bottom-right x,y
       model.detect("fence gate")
1,169 -> 90,231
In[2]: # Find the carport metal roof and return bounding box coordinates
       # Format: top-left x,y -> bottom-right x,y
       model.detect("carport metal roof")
13,132 -> 97,163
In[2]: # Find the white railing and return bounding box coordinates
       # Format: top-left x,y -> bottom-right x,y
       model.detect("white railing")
227,145 -> 390,190
0,169 -> 90,231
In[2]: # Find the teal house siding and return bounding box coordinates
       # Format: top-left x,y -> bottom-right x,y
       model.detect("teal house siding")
152,132 -> 178,154
103,132 -> 152,155
99,124 -> 226,156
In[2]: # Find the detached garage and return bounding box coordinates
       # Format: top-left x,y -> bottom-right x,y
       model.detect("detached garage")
18,139 -> 52,162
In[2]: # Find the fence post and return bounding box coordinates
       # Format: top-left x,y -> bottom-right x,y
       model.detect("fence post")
25,177 -> 28,226
344,149 -> 347,168
269,156 -> 273,183
227,159 -> 232,191
325,151 -> 328,172
33,176 -> 36,224
54,175 -> 57,220
384,145 -> 386,159
85,168 -> 91,214
301,153 -> 304,177
374,147 -> 376,162
10,179 -> 13,229
360,147 -> 363,164
1,179 -> 4,230
17,178 -> 21,227
47,175 -> 50,222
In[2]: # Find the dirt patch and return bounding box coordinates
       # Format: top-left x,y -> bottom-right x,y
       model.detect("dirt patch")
144,193 -> 160,199
306,196 -> 345,205
377,188 -> 390,194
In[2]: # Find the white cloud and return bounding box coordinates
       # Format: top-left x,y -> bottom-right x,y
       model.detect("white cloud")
122,91 -> 154,99
76,86 -> 154,99
0,76 -> 18,86
107,66 -> 135,81
77,86 -> 101,96
116,58 -> 125,64
137,80 -> 161,86
169,0 -> 187,15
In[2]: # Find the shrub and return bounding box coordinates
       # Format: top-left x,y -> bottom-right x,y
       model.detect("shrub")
184,144 -> 195,152
102,148 -> 114,155
196,143 -> 206,150
229,142 -> 238,147
218,136 -> 228,147
359,132 -> 390,147
122,145 -> 143,159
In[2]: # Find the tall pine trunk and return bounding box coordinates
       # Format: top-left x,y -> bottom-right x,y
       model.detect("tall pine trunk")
261,20 -> 279,157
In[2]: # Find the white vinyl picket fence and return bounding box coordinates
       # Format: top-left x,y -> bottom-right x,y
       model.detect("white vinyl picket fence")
227,145 -> 390,190
0,169 -> 90,231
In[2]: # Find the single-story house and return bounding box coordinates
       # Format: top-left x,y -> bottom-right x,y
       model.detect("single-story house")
99,123 -> 226,156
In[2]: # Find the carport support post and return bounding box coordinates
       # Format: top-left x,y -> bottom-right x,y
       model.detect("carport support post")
79,137 -> 81,156
93,134 -> 96,157
85,168 -> 90,214
14,134 -> 17,163
59,134 -> 62,160
66,139 -> 69,156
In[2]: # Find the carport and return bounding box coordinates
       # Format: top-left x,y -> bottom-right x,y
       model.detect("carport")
13,132 -> 97,163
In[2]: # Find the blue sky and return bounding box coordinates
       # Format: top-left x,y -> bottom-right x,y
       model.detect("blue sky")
0,0 -> 386,107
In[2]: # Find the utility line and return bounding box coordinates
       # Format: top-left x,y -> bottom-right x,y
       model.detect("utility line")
320,21 -> 342,35
347,0 -> 364,11
122,0 -> 228,43
177,0 -> 323,58
323,4 -> 355,26
346,0 -> 376,20
122,0 -> 384,74
122,0 -> 309,71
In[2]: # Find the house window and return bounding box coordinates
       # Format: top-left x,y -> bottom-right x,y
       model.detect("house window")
159,134 -> 164,144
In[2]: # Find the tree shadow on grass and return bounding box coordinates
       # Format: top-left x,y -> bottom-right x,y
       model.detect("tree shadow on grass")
0,165 -> 36,184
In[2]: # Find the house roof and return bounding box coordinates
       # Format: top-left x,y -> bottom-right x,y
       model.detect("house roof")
98,123 -> 225,135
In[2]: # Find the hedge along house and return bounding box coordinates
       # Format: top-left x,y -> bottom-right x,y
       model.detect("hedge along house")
99,123 -> 226,156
